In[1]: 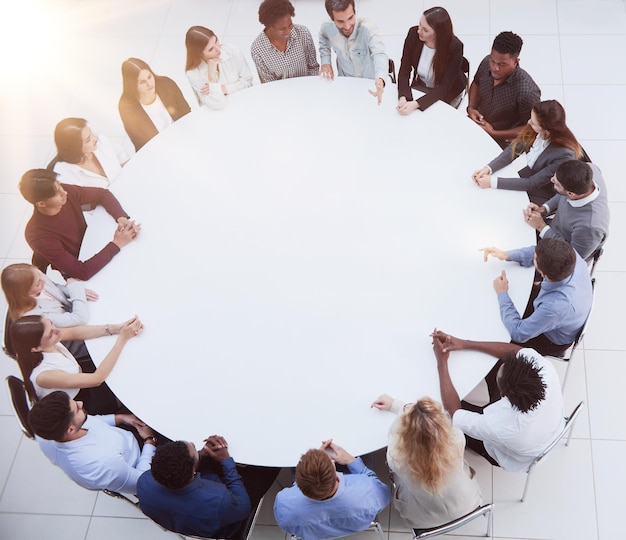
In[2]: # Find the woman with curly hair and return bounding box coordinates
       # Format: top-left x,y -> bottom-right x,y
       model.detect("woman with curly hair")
472,100 -> 583,204
250,0 -> 319,83
372,395 -> 482,529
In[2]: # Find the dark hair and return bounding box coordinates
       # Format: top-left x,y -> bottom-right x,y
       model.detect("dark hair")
535,238 -> 576,281
29,390 -> 74,441
324,0 -> 355,19
510,100 -> 581,158
498,352 -> 546,413
555,160 -> 594,195
422,6 -> 456,85
258,0 -> 295,28
11,315 -> 46,402
121,58 -> 156,102
19,169 -> 59,204
151,441 -> 196,489
47,118 -> 88,168
492,31 -> 523,57
185,26 -> 217,71
295,449 -> 337,500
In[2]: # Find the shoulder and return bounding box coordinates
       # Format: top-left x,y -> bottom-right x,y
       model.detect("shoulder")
511,66 -> 540,89
357,17 -> 379,34
293,24 -> 314,38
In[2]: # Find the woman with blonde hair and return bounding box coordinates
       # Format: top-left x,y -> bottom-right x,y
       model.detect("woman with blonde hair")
185,25 -> 252,110
372,395 -> 482,529
472,99 -> 583,204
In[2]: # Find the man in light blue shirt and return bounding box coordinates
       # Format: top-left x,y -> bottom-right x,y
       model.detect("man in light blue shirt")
482,237 -> 592,356
319,0 -> 388,104
274,440 -> 391,540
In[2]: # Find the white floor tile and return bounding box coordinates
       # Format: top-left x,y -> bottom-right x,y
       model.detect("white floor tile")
0,195 -> 29,260
583,273 -> 626,352
85,515 -> 176,540
520,35 -> 562,86
561,35 -> 626,84
585,349 -> 626,440
492,0 -> 559,36
91,490 -> 145,519
491,439 -> 597,540
0,513 -> 90,540
595,202 -> 625,272
0,416 -> 22,494
563,85 -> 626,140
249,524 -> 288,540
592,439 -> 626,540
581,140 -> 626,203
557,0 -> 626,35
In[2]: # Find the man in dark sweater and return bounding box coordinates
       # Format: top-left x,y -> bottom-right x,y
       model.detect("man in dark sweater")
19,168 -> 140,280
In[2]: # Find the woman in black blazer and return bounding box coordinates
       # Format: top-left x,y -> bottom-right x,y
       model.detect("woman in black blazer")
472,100 -> 583,204
397,6 -> 466,114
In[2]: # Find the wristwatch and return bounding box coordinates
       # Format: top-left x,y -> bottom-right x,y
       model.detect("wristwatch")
143,436 -> 157,445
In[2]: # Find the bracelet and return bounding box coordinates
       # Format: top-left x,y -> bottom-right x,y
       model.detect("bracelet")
105,324 -> 112,336
143,436 -> 157,445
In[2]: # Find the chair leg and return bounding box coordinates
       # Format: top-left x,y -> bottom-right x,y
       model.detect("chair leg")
521,469 -> 534,502
561,359 -> 572,390
371,520 -> 385,540
486,506 -> 493,537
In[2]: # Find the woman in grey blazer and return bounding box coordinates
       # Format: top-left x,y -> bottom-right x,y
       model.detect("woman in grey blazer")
471,100 -> 582,204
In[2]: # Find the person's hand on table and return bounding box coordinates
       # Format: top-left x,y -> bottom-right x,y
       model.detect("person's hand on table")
207,58 -> 220,83
473,174 -> 492,188
84,288 -> 99,301
113,219 -> 141,248
431,329 -> 450,365
525,210 -> 547,231
115,413 -> 153,442
368,77 -> 385,105
202,435 -> 230,461
430,329 -> 465,353
467,106 -> 483,124
200,82 -> 210,96
396,97 -> 418,115
480,247 -> 509,262
478,119 -> 495,136
319,64 -> 334,80
321,439 -> 355,465
116,316 -> 144,341
471,166 -> 490,182
493,270 -> 509,294
371,394 -> 394,411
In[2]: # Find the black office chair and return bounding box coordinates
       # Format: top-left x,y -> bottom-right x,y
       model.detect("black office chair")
588,245 -> 604,277
3,309 -> 17,360
388,58 -> 397,85
6,375 -> 35,439
455,56 -> 470,109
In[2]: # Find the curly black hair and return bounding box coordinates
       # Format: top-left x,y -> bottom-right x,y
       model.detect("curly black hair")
498,352 -> 547,413
258,0 -> 295,28
151,441 -> 196,489
492,31 -> 523,57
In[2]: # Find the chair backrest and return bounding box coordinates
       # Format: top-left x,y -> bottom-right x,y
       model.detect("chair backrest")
574,278 -> 595,349
412,503 -> 494,539
521,401 -> 584,501
388,58 -> 397,85
6,375 -> 35,439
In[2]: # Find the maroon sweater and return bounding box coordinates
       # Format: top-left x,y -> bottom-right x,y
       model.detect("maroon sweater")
25,184 -> 129,280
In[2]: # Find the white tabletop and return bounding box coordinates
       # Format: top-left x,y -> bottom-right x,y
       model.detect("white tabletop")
82,77 -> 535,467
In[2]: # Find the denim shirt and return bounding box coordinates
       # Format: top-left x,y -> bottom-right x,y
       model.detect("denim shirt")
319,18 -> 388,80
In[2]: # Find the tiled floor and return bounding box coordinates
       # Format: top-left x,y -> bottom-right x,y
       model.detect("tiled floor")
0,0 -> 624,539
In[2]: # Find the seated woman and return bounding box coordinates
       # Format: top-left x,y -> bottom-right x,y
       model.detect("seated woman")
472,100 -> 582,205
11,315 -> 143,414
372,394 -> 482,530
185,26 -> 253,110
251,0 -> 319,83
118,58 -> 191,152
47,118 -> 128,188
397,6 -> 466,114
2,263 -> 97,328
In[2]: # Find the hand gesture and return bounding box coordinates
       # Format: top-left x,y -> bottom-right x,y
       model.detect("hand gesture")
480,247 -> 509,262
113,220 -> 141,248
474,174 -> 492,188
371,394 -> 394,411
117,315 -> 144,341
525,210 -> 547,231
85,288 -> 99,301
431,329 -> 450,365
467,107 -> 483,124
202,435 -> 230,462
493,270 -> 509,294
471,167 -> 490,182
368,77 -> 385,105
319,64 -> 334,80
430,328 -> 464,353
321,439 -> 355,465
396,97 -> 418,116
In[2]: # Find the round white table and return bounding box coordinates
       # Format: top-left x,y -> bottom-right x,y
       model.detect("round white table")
82,77 -> 535,467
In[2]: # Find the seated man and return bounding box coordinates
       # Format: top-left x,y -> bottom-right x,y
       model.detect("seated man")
319,0 -> 388,104
524,160 -> 610,262
467,31 -> 540,147
137,436 -> 279,539
431,329 -> 565,472
274,440 -> 391,540
28,391 -> 157,493
19,168 -> 140,280
483,238 -> 592,357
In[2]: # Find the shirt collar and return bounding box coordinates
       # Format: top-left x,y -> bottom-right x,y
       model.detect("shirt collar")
568,182 -> 600,207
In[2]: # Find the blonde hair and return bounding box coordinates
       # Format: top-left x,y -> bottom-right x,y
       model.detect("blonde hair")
393,397 -> 461,494
1,264 -> 38,321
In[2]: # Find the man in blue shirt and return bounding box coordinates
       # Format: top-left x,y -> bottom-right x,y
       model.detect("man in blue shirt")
319,0 -> 388,104
137,435 -> 278,539
482,237 -> 592,356
274,440 -> 391,540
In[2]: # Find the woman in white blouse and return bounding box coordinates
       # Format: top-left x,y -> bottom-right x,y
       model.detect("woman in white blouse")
372,394 -> 482,530
472,100 -> 583,204
185,25 -> 253,110
47,118 -> 128,189
11,315 -> 142,413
